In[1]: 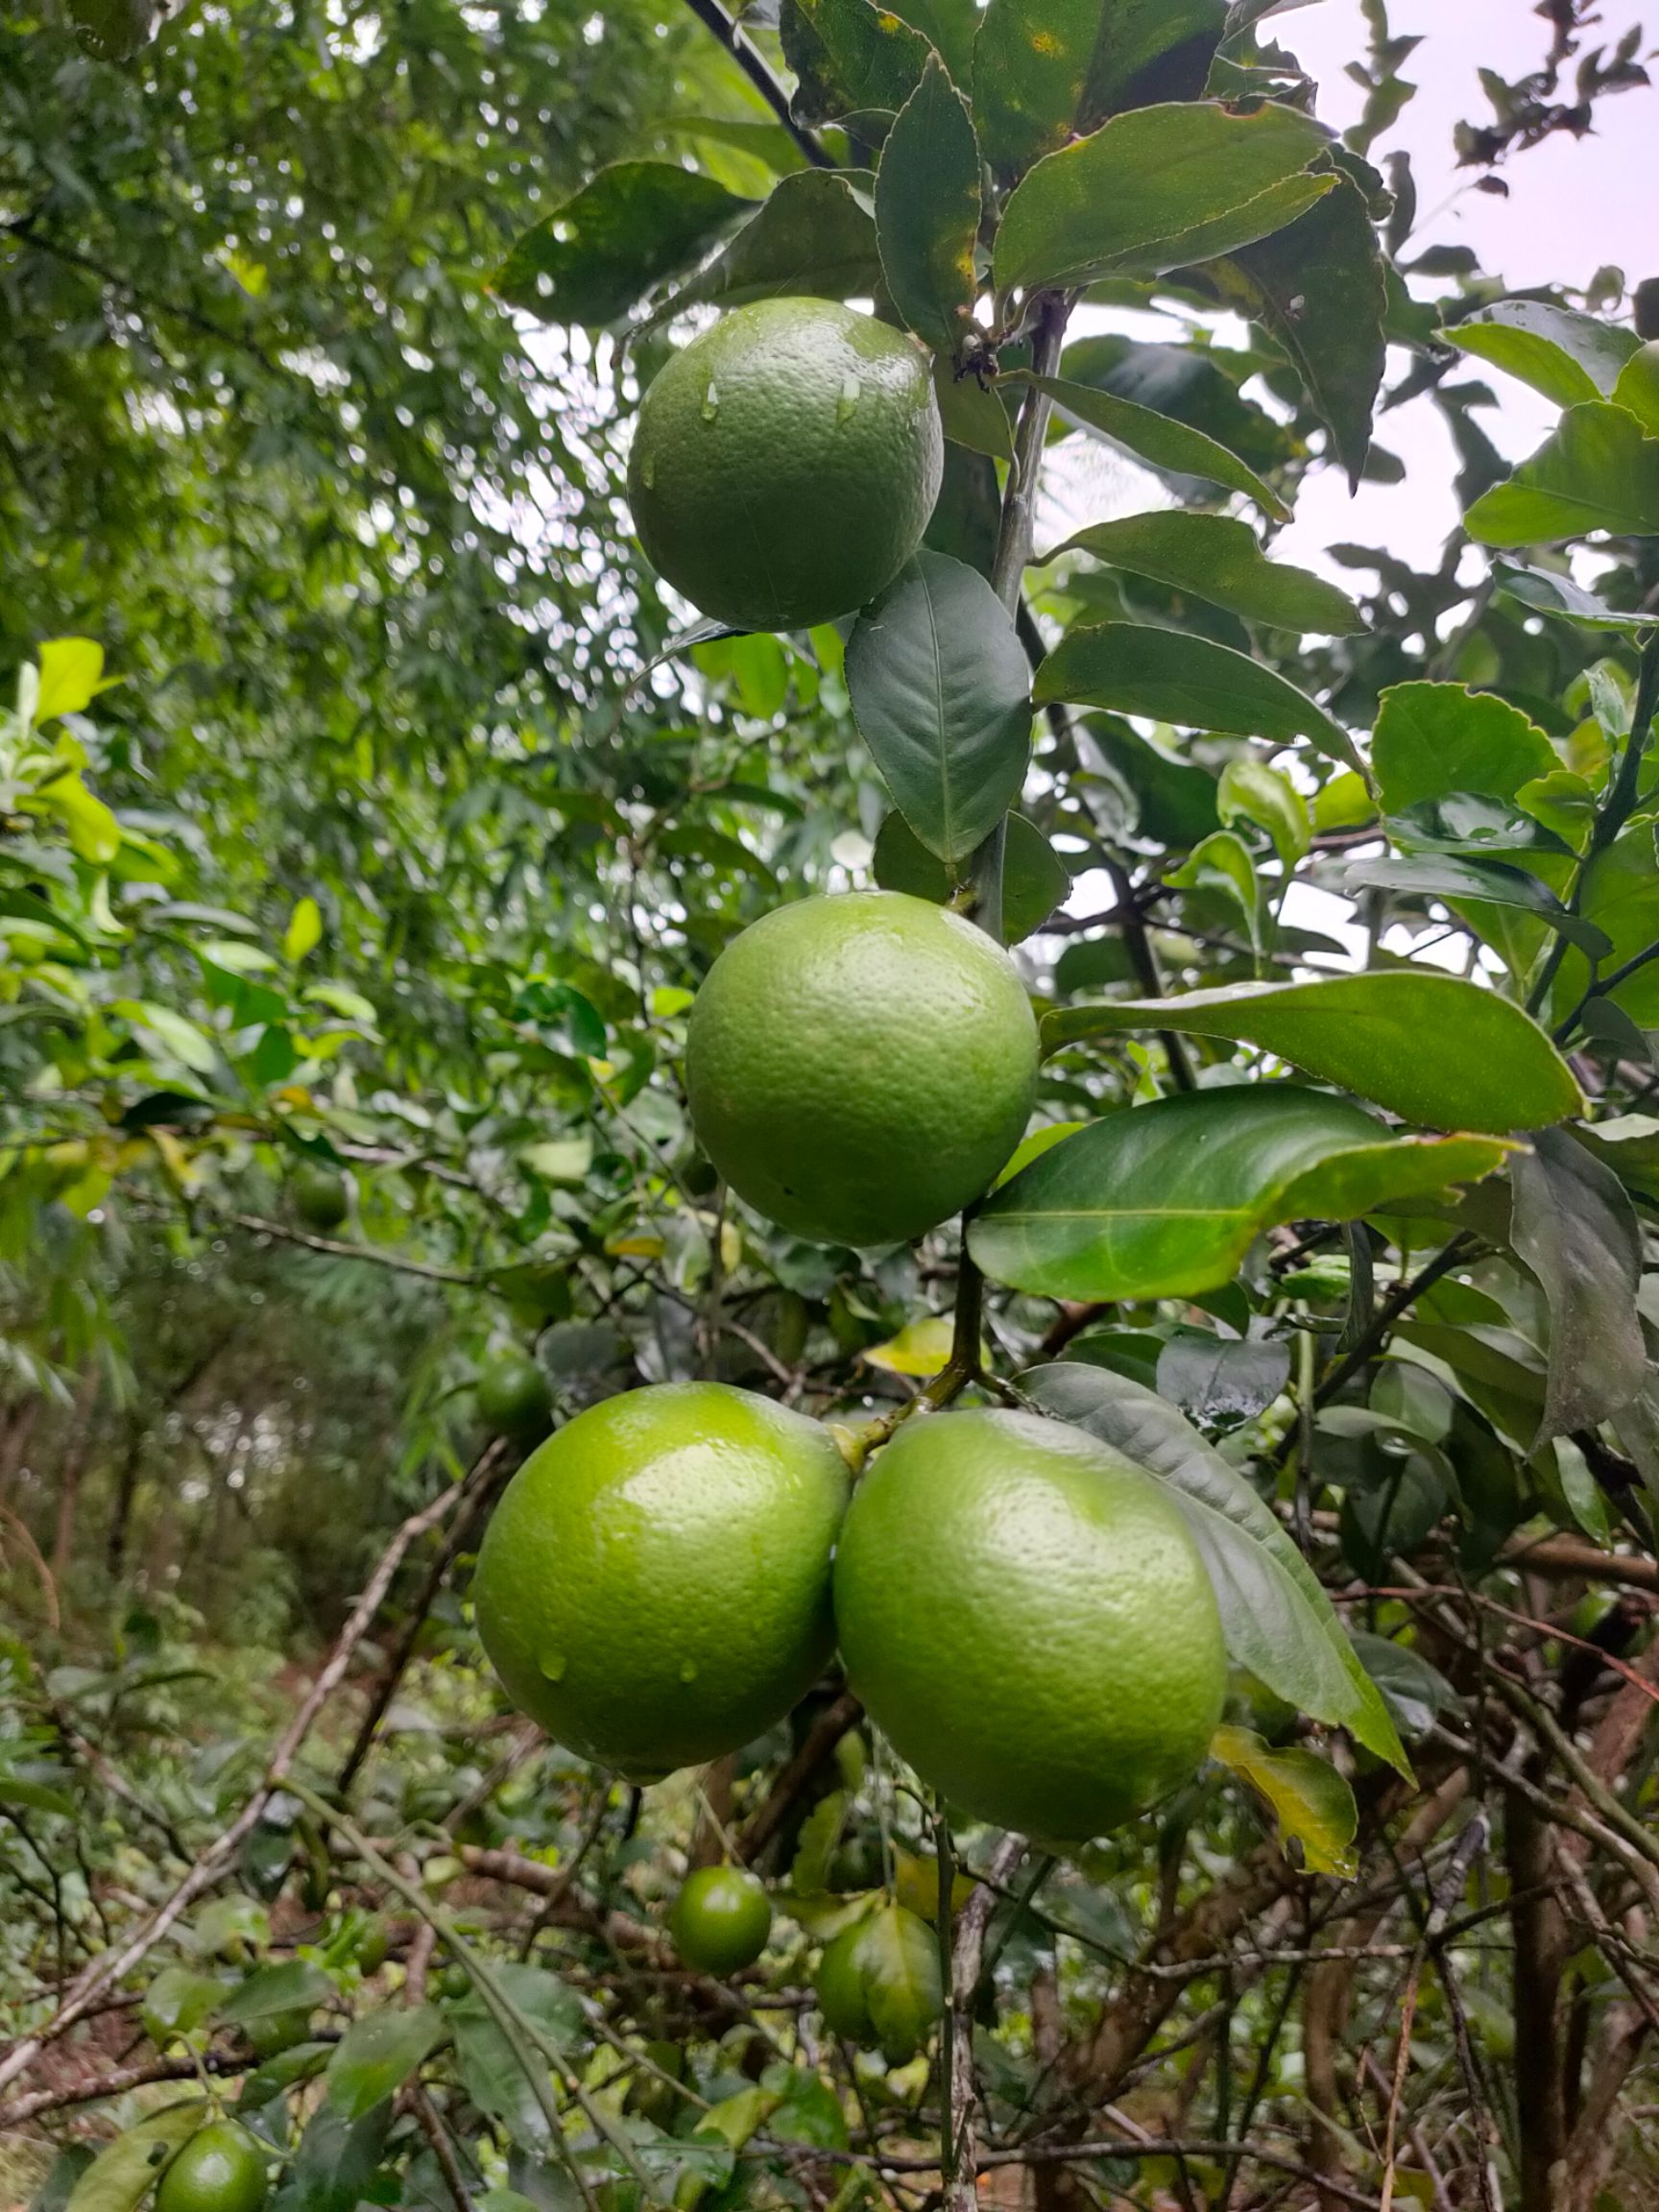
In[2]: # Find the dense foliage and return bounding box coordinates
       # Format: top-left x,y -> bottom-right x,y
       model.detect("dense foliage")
5,3 -> 1659,2210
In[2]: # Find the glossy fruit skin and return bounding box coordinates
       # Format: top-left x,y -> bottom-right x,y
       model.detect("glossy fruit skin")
833,1410 -> 1227,1844
472,1382 -> 850,1781
685,893 -> 1038,1248
476,1349 -> 553,1443
291,1163 -> 349,1232
627,299 -> 943,631
670,1864 -> 773,1974
156,2126 -> 269,2212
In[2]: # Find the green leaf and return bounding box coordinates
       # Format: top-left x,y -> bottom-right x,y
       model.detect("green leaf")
671,168 -> 882,309
1217,757 -> 1310,867
1168,830 -> 1261,947
877,55 -> 981,350
972,0 -> 1229,176
447,1965 -> 581,2149
789,1789 -> 851,1898
845,552 -> 1032,864
1345,1631 -> 1459,1742
1085,715 -> 1220,847
1209,1725 -> 1358,1875
1045,973 -> 1585,1133
1443,300 -> 1640,408
932,357 -> 1015,460
325,2005 -> 447,2121
872,809 -> 1068,940
272,2101 -> 392,2212
1044,511 -> 1362,634
494,163 -> 752,325
1028,372 -> 1289,520
142,1966 -> 227,2046
1372,681 -> 1559,812
1156,1331 -> 1290,1423
1035,620 -> 1360,774
1465,401 -> 1659,545
1612,343 -> 1659,435
1509,1127 -> 1647,1448
35,638 -> 108,723
1019,1363 -> 1407,1767
994,101 -> 1330,293
39,775 -> 122,866
861,1314 -> 957,1377
970,1085 -> 1506,1302
852,1904 -> 942,2065
781,0 -> 932,126
65,2104 -> 206,2212
1341,854 -> 1612,959
221,1960 -> 335,2026
1495,560 -> 1658,634
1211,175 -> 1387,487
283,897 -> 323,963
1553,827 -> 1659,1024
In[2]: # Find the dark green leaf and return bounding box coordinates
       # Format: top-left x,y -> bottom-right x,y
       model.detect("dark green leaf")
671,169 -> 881,309
1552,828 -> 1659,1026
495,164 -> 752,326
448,1966 -> 581,2149
932,357 -> 1016,459
1156,1331 -> 1290,1422
970,1086 -> 1506,1301
1465,401 -> 1659,545
877,55 -> 981,350
1509,1127 -> 1647,1447
1496,560 -> 1658,633
781,0 -> 932,126
845,552 -> 1032,864
272,2101 -> 393,2212
872,810 -> 1068,941
1044,511 -> 1362,633
1443,300 -> 1639,407
922,445 -> 1001,575
1345,1632 -> 1459,1741
325,2005 -> 447,2122
1083,715 -> 1220,847
995,101 -> 1330,293
1028,373 -> 1288,519
221,1960 -> 334,2025
1045,973 -> 1584,1132
1371,682 -> 1557,811
1340,855 -> 1613,959
1035,620 -> 1360,773
1018,1363 -> 1407,1767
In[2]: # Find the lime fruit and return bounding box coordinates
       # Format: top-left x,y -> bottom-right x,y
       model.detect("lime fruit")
832,1410 -> 1226,1843
685,892 -> 1038,1248
670,1864 -> 772,1974
472,1382 -> 850,1780
815,1903 -> 941,2064
627,299 -> 943,631
291,1163 -> 349,1232
476,1348 -> 553,1443
156,2126 -> 269,2212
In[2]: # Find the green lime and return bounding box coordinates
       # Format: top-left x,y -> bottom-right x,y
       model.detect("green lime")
833,1410 -> 1227,1843
669,1864 -> 772,1974
685,892 -> 1038,1248
291,1163 -> 349,1232
627,299 -> 943,631
472,1382 -> 850,1780
476,1348 -> 553,1443
156,2125 -> 269,2212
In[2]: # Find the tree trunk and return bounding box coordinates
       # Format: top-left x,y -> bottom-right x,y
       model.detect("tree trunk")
1508,1787 -> 1569,2212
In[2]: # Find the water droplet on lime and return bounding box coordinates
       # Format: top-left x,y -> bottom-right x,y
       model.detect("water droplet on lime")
836,373 -> 861,424
640,453 -> 656,488
701,380 -> 720,423
679,1657 -> 698,1684
540,1650 -> 567,1683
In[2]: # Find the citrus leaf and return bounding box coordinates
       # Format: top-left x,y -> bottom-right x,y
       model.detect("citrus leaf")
1156,1331 -> 1290,1422
1044,511 -> 1362,634
1025,372 -> 1288,520
789,1789 -> 851,1897
854,1904 -> 942,2065
972,0 -> 1229,177
871,808 -> 1067,941
861,1314 -> 957,1376
1019,1362 -> 1407,1769
1443,300 -> 1639,408
994,101 -> 1330,293
781,0 -> 932,127
495,163 -> 753,325
35,638 -> 108,723
969,1086 -> 1505,1302
1034,620 -> 1360,774
1509,1127 -> 1647,1448
1371,682 -> 1557,812
65,2104 -> 206,2212
1495,560 -> 1657,633
221,1960 -> 334,2025
283,897 -> 323,963
671,168 -> 881,310
447,1965 -> 581,2149
877,55 -> 981,351
1465,401 -> 1659,545
1210,1725 -> 1359,1875
932,357 -> 1015,459
142,1966 -> 227,2046
272,2101 -> 391,2212
325,2005 -> 446,2121
1340,855 -> 1612,960
845,551 -> 1032,864
1043,973 -> 1585,1133
1552,827 -> 1659,1026
39,775 -> 122,866
1218,757 -> 1310,866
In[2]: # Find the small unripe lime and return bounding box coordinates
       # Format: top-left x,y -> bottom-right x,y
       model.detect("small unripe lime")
670,1865 -> 772,1974
156,2126 -> 269,2212
475,1349 -> 553,1443
291,1163 -> 349,1232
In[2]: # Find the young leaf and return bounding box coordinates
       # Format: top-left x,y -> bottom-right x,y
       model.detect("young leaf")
35,638 -> 108,723
1371,682 -> 1557,812
1024,373 -> 1289,519
872,808 -> 1068,941
1465,401 -> 1659,544
845,551 -> 1032,864
877,55 -> 981,351
670,169 -> 881,310
994,101 -> 1330,294
1443,300 -> 1640,408
325,2005 -> 447,2122
1044,511 -> 1363,633
1044,973 -> 1585,1132
1209,1726 -> 1359,1876
969,1086 -> 1506,1302
1035,620 -> 1361,774
1218,757 -> 1311,866
283,897 -> 323,964
781,0 -> 932,126
1509,1127 -> 1647,1447
1018,1362 -> 1407,1768
495,164 -> 752,325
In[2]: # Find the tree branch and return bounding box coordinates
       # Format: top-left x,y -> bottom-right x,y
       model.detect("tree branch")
678,0 -> 831,168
